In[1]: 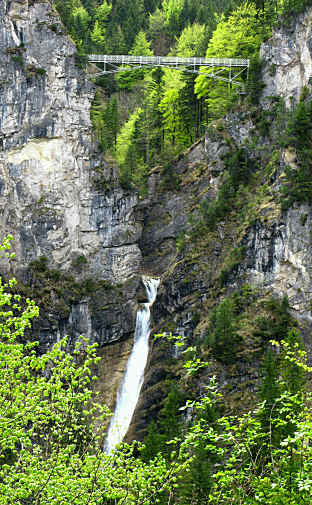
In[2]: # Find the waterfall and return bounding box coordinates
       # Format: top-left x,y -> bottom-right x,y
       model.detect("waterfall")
104,277 -> 160,454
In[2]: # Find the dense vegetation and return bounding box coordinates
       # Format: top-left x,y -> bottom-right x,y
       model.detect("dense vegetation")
1,233 -> 312,504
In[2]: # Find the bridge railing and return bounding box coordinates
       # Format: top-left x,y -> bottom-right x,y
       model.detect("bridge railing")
88,54 -> 250,68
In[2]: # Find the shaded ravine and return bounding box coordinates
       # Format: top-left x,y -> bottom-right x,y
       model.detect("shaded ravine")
104,277 -> 160,453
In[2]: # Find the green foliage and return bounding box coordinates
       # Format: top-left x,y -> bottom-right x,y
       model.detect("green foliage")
279,328 -> 306,394
284,100 -> 312,150
254,295 -> 294,344
0,242 -> 106,503
259,346 -> 280,408
280,0 -> 312,17
131,30 -> 153,57
232,283 -> 256,313
246,55 -> 265,105
55,0 -> 277,186
0,238 -> 192,504
159,69 -> 189,146
11,54 -> 24,66
253,328 -> 308,485
20,253 -> 117,322
75,48 -> 88,69
115,107 -> 149,195
70,5 -> 91,47
180,330 -> 311,504
162,0 -> 186,39
205,390 -> 311,504
72,254 -> 88,270
160,159 -> 181,191
90,91 -> 119,153
55,0 -> 310,195
141,383 -> 185,461
225,148 -> 254,188
158,23 -> 208,150
195,2 -> 267,114
176,228 -> 186,251
175,22 -> 208,58
219,245 -> 247,286
176,378 -> 223,504
148,7 -> 169,54
206,297 -> 242,364
151,319 -> 312,505
29,254 -> 49,272
90,1 -> 111,51
116,31 -> 153,88
279,93 -> 312,209
105,0 -> 144,51
197,148 -> 255,232
115,67 -> 177,194
1,235 -> 312,504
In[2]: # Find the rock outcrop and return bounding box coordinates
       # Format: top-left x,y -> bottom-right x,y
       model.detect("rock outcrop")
0,0 -> 141,284
261,7 -> 312,105
0,0 -> 144,346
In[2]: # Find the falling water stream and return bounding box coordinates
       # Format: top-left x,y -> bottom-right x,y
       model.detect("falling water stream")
104,277 -> 160,454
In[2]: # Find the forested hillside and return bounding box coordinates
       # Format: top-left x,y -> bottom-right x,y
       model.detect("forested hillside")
56,0 -> 311,196
1,0 -> 312,503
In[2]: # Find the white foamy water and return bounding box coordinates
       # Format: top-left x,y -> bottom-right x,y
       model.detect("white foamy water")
104,277 -> 160,454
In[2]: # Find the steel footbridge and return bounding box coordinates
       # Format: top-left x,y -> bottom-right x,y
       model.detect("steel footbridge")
88,54 -> 249,86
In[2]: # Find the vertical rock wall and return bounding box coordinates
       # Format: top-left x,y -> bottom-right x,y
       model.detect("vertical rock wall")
0,0 -> 142,284
261,7 -> 312,105
0,0 -> 145,349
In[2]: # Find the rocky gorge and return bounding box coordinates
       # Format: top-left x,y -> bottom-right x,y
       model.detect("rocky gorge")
1,0 -> 312,438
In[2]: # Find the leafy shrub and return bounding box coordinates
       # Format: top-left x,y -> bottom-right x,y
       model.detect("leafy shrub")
29,255 -> 49,272
49,23 -> 58,33
72,254 -> 88,269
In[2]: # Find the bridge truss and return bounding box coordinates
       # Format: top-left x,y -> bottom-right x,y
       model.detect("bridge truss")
88,54 -> 250,86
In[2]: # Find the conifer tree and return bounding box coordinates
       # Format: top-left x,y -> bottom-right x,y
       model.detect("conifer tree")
90,1 -> 112,52
141,384 -> 185,462
211,297 -> 241,364
116,31 -> 154,88
258,346 -> 281,448
70,5 -> 91,47
162,0 -> 186,39
195,2 -> 266,115
280,328 -> 306,395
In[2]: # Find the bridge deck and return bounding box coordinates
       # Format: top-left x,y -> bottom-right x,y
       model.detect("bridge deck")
88,54 -> 249,68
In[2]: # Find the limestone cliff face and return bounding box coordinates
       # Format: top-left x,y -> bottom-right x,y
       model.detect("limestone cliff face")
261,7 -> 312,105
0,0 -> 141,285
248,7 -> 312,324
0,0 -> 144,348
244,206 -> 312,326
